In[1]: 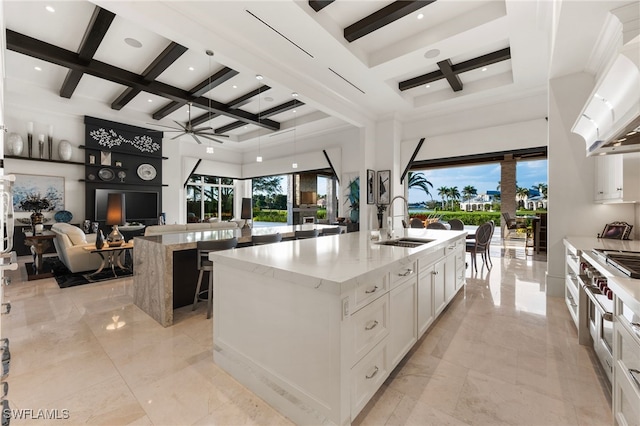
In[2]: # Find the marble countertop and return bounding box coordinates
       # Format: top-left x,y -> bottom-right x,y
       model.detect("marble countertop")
210,228 -> 467,291
564,236 -> 640,316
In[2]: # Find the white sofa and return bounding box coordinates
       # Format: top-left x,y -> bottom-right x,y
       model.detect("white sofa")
50,223 -> 104,273
144,221 -> 238,236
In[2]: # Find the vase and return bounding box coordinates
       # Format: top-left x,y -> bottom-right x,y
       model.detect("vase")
95,229 -> 105,249
27,133 -> 33,158
58,140 -> 72,161
6,132 -> 23,156
350,209 -> 359,223
377,213 -> 384,229
30,211 -> 44,233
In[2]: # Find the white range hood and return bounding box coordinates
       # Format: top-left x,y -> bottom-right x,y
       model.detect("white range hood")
572,38 -> 640,156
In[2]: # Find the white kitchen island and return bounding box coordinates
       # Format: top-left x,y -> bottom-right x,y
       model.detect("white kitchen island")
210,228 -> 467,425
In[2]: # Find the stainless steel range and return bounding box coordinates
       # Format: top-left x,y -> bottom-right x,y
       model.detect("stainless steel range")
592,249 -> 640,279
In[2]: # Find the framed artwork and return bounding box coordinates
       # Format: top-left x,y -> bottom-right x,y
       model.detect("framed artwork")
599,221 -> 633,240
12,174 -> 64,212
100,151 -> 111,166
366,169 -> 375,204
377,170 -> 390,204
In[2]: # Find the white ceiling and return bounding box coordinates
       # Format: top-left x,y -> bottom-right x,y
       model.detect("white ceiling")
2,0 -> 631,153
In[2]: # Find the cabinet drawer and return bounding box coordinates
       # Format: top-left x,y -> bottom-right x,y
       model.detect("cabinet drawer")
354,274 -> 388,311
390,261 -> 416,288
614,364 -> 640,426
418,249 -> 444,271
351,294 -> 389,364
616,320 -> 640,380
351,340 -> 388,419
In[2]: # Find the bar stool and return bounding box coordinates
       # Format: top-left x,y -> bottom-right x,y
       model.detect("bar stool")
251,233 -> 282,245
295,229 -> 319,239
192,237 -> 237,318
321,227 -> 341,236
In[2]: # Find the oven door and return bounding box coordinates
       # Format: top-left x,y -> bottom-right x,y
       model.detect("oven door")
585,287 -> 614,381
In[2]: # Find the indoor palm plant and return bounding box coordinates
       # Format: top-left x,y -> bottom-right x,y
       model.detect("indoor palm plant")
345,177 -> 360,223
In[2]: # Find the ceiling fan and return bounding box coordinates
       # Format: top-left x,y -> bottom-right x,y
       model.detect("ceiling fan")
150,102 -> 229,145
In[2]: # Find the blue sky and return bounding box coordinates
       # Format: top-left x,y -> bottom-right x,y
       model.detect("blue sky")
408,159 -> 547,203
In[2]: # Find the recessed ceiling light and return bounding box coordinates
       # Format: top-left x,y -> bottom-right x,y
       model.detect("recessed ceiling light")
244,126 -> 248,129
148,99 -> 153,103
424,49 -> 440,59
34,66 -> 42,71
292,110 -> 297,113
188,66 -> 194,71
45,5 -> 55,13
255,74 -> 263,80
291,92 -> 298,97
206,146 -> 214,154
264,96 -> 273,102
482,67 -> 487,71
232,85 -> 237,89
425,84 -> 430,88
124,37 -> 143,48
417,13 -> 424,19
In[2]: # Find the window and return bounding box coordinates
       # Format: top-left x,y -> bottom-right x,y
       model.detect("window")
186,175 -> 234,221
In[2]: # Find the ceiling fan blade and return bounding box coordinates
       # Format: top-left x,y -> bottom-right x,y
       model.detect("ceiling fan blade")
170,133 -> 185,140
198,134 -> 225,144
194,130 -> 229,138
172,120 -> 188,131
146,123 -> 182,130
191,134 -> 203,144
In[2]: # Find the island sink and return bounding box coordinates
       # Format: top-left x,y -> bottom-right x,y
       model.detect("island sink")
376,237 -> 434,248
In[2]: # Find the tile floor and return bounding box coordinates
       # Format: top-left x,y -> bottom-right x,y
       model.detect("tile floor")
1,239 -> 612,425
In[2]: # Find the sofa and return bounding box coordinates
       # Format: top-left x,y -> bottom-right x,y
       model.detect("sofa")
144,221 -> 238,236
50,223 -> 104,273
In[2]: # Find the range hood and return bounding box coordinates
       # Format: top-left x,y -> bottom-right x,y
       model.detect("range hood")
572,39 -> 640,156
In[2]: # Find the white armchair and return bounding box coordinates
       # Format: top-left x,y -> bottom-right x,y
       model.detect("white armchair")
50,223 -> 104,273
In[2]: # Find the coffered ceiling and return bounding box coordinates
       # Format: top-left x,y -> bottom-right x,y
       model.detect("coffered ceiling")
2,0 -> 615,152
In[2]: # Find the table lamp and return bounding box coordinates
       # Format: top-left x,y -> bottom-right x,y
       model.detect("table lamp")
241,198 -> 252,229
106,193 -> 126,247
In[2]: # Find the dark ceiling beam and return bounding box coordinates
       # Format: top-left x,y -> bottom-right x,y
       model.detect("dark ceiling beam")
152,66 -> 239,120
112,42 -> 188,110
344,0 -> 436,43
214,99 -> 304,134
60,7 -> 115,98
437,59 -> 462,92
398,47 -> 512,92
190,85 -> 271,127
6,30 -> 279,130
309,0 -> 335,12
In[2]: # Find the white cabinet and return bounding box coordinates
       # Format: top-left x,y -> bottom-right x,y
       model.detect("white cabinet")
613,302 -> 640,426
595,153 -> 640,203
389,277 -> 417,368
417,264 -> 434,338
432,260 -> 447,315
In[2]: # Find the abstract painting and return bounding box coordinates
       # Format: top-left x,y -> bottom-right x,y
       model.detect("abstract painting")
12,174 -> 64,212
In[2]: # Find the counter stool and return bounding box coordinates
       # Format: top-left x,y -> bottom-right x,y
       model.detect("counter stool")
295,229 -> 319,239
192,237 -> 238,318
321,227 -> 341,236
251,233 -> 282,245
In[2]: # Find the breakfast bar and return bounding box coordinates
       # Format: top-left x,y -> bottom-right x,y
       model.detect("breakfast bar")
210,228 -> 467,425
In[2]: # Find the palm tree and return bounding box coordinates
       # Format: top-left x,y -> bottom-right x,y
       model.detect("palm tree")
252,176 -> 282,208
462,185 -> 477,203
437,186 -> 448,209
534,183 -> 548,198
449,186 -> 460,210
408,172 -> 433,200
516,186 -> 530,209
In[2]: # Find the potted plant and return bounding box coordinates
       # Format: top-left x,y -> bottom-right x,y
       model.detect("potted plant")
345,177 -> 360,223
19,194 -> 51,230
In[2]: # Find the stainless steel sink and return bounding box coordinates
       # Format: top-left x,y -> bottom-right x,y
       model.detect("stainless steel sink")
376,238 -> 434,248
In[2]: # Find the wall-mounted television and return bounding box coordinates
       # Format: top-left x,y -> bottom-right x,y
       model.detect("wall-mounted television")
95,189 -> 159,222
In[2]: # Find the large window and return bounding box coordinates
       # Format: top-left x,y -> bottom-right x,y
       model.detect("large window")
186,175 -> 234,221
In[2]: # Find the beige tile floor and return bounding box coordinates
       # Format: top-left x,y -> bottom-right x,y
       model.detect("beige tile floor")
1,239 -> 611,425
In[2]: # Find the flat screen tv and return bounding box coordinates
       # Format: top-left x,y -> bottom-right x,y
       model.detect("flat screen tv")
95,189 -> 159,222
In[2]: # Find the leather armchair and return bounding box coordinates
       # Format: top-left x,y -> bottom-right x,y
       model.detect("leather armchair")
50,223 -> 104,273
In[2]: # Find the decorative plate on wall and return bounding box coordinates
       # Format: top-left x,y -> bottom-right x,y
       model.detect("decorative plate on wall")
98,168 -> 115,181
137,163 -> 157,181
54,210 -> 73,223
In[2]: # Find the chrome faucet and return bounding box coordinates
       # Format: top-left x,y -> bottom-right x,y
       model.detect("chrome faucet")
387,195 -> 409,237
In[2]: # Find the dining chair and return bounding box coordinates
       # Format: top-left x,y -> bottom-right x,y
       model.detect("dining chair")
485,219 -> 495,267
502,212 -> 527,238
466,222 -> 493,272
426,221 -> 447,230
448,218 -> 464,230
295,229 -> 319,239
409,218 -> 425,228
251,233 -> 282,245
192,237 -> 238,318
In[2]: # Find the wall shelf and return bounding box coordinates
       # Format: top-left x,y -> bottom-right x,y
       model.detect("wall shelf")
79,145 -> 168,160
80,179 -> 167,187
4,155 -> 84,166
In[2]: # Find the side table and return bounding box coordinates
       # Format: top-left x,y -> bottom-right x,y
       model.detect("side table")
83,242 -> 134,278
23,230 -> 57,281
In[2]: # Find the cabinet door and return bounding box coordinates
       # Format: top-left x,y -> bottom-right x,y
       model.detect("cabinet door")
594,155 -> 606,201
417,266 -> 434,338
389,277 -> 417,368
433,260 -> 446,315
444,252 -> 456,302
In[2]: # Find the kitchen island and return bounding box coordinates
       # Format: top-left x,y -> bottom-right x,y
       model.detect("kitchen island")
210,228 -> 467,425
133,224 -> 337,327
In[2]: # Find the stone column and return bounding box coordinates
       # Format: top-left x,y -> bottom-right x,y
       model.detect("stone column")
500,155 -> 517,237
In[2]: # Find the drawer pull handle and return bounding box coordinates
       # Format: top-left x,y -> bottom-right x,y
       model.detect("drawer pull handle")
603,312 -> 613,322
631,322 -> 640,338
398,269 -> 413,277
364,320 -> 379,331
630,369 -> 640,390
365,286 -> 378,294
365,366 -> 379,380
432,271 -> 439,275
